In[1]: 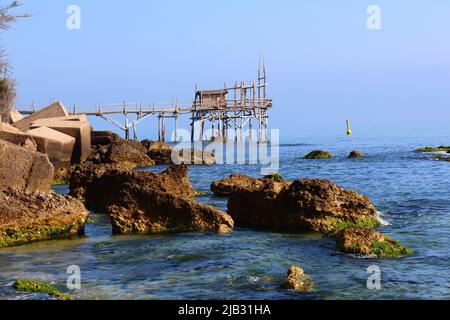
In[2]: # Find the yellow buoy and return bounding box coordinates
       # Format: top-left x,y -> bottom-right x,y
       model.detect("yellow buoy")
346,120 -> 353,136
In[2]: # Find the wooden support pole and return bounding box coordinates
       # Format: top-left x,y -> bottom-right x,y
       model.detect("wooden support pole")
157,115 -> 161,142
174,113 -> 179,142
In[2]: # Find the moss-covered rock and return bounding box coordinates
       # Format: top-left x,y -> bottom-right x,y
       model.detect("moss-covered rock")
0,188 -> 89,248
326,216 -> 380,236
13,279 -> 74,300
263,173 -> 285,182
228,178 -> 379,234
303,150 -> 333,159
433,155 -> 450,162
348,150 -> 365,159
280,266 -> 313,292
336,227 -> 413,258
416,146 -> 450,153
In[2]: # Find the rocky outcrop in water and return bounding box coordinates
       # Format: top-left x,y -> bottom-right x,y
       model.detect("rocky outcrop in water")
0,188 -> 89,248
108,190 -> 234,235
348,150 -> 365,158
302,150 -> 333,159
141,140 -> 216,165
0,139 -> 53,193
88,139 -> 154,168
416,146 -> 450,153
211,173 -> 288,197
335,227 -> 413,258
227,177 -> 379,234
69,163 -> 233,234
280,266 -> 313,292
141,140 -> 173,164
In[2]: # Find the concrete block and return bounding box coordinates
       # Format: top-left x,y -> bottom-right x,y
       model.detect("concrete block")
27,127 -> 76,168
30,120 -> 91,163
14,102 -> 69,132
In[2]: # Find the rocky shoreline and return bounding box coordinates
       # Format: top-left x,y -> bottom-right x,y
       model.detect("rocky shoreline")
0,104 -> 417,299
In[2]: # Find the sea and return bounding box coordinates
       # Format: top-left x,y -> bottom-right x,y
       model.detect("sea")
1,121 -> 449,300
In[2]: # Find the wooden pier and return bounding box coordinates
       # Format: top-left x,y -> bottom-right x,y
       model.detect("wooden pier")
17,63 -> 272,142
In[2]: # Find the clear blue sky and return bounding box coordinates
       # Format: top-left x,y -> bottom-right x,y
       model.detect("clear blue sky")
2,0 -> 450,138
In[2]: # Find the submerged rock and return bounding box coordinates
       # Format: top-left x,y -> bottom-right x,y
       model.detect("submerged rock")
227,177 -> 379,234
69,163 -> 233,235
88,139 -> 154,168
335,227 -> 413,258
280,266 -> 313,292
348,150 -> 365,158
433,155 -> 450,162
13,279 -> 73,300
0,139 -> 53,193
416,146 -> 450,153
302,150 -> 333,159
0,188 -> 89,248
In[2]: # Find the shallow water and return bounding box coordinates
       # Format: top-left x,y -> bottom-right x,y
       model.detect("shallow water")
1,122 -> 449,300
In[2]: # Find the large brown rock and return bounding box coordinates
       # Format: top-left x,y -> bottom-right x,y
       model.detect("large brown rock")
88,139 -> 154,168
108,190 -> 233,235
0,130 -> 38,151
227,177 -> 379,234
70,163 -> 195,209
14,102 -> 69,132
0,188 -> 89,248
69,163 -> 233,234
0,140 -> 53,193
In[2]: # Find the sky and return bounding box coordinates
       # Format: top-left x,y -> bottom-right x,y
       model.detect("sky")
1,0 -> 450,139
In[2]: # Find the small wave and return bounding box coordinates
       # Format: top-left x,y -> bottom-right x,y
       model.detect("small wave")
247,275 -> 260,283
376,211 -> 391,226
279,143 -> 314,147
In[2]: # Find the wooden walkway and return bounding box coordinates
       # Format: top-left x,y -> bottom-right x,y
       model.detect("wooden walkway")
16,64 -> 273,142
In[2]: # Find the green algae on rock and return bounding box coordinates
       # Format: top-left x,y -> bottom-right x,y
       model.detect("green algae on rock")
348,150 -> 365,159
433,155 -> 450,162
263,173 -> 285,182
302,150 -> 333,159
416,146 -> 450,153
335,227 -> 413,258
0,188 -> 89,248
227,177 -> 378,234
13,279 -> 74,300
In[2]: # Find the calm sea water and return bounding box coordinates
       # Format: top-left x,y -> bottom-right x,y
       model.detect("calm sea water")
1,122 -> 449,300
